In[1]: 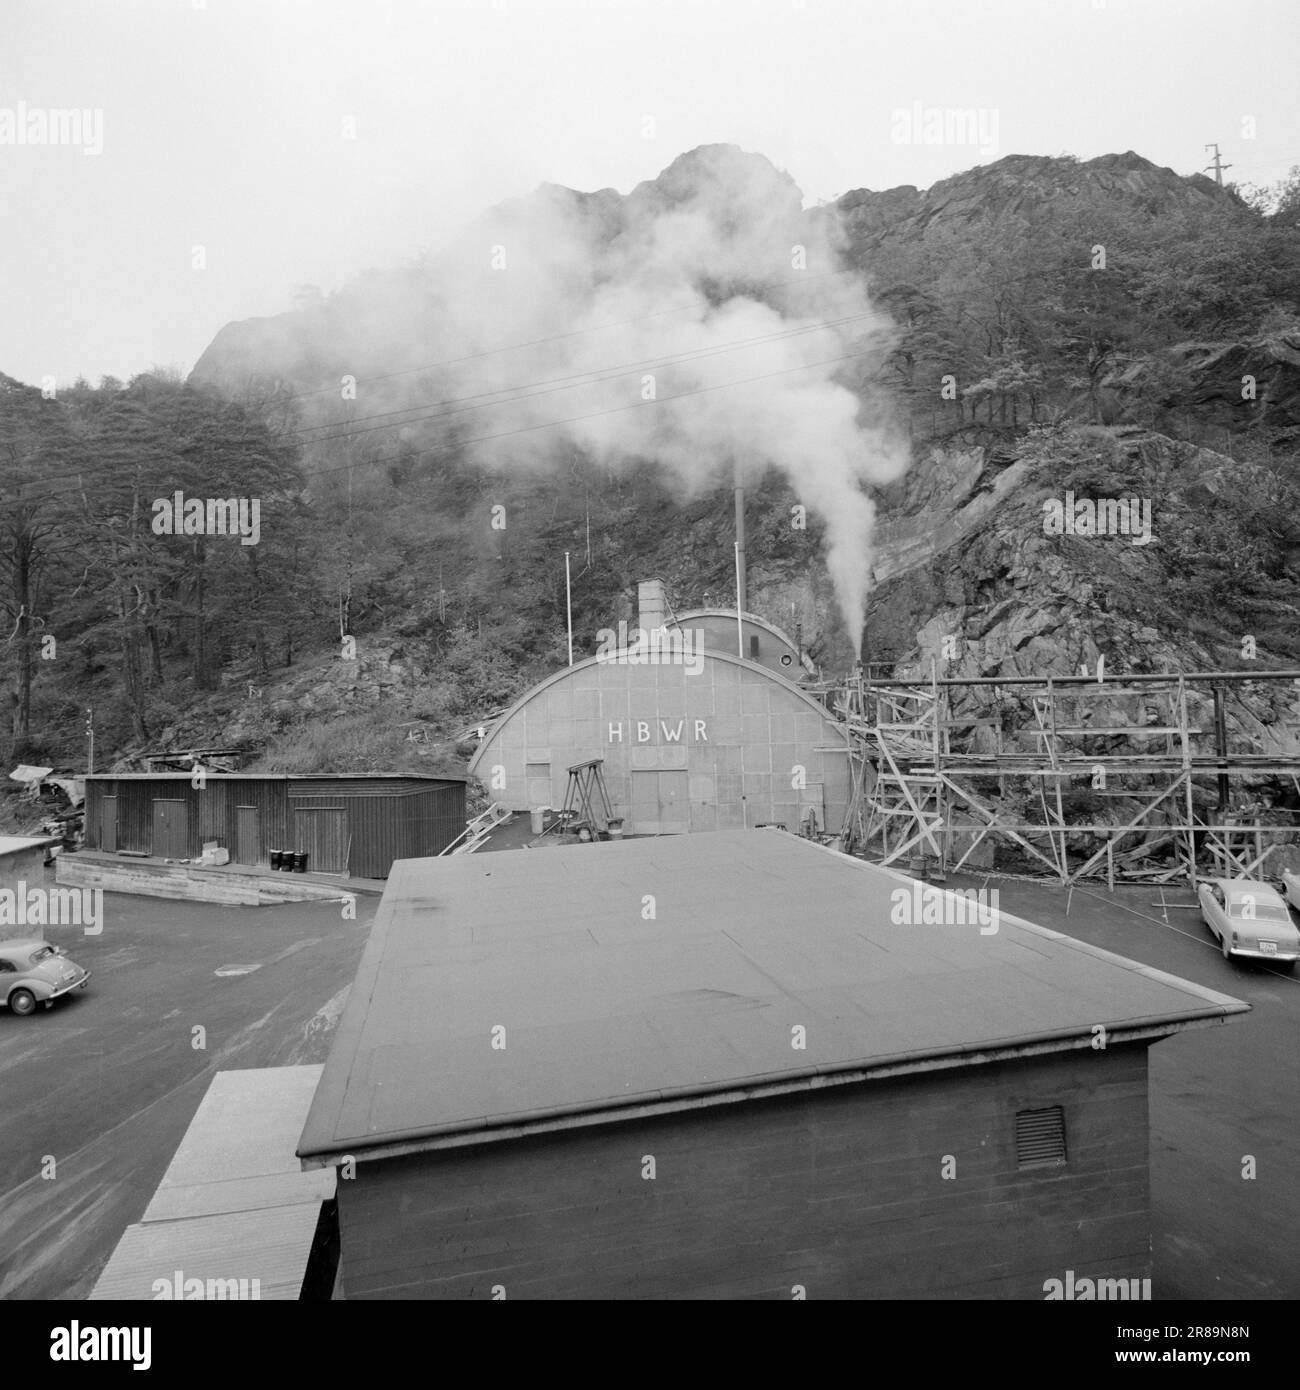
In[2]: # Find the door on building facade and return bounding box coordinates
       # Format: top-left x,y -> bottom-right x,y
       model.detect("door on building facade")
630,770 -> 690,834
235,806 -> 260,865
799,782 -> 827,836
99,796 -> 117,853
293,808 -> 348,873
525,762 -> 552,807
151,800 -> 189,859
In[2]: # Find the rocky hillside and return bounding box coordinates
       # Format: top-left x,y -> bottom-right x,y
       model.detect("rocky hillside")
156,147 -> 1300,742
832,151 -> 1234,250
6,146 -> 1298,790
871,422 -> 1299,696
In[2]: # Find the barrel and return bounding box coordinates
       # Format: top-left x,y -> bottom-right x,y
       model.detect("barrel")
530,808 -> 545,835
269,849 -> 283,870
293,851 -> 307,873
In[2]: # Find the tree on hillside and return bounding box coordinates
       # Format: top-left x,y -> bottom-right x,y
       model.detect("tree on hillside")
0,376 -> 85,752
962,345 -> 1045,427
55,377 -> 309,740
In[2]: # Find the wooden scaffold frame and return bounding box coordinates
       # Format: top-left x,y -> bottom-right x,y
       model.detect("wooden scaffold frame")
837,664 -> 1300,886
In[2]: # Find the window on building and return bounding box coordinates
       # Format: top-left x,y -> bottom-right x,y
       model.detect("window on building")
1015,1105 -> 1067,1168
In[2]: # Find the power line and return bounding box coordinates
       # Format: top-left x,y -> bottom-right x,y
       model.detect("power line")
2,311 -> 887,501
218,151 -> 1300,406
6,346 -> 884,509
10,257 -> 1145,505
285,310 -> 883,447
8,180 -> 1282,502
0,239 -> 1228,505
1204,142 -> 1233,186
273,265 -> 866,404
1226,148 -> 1300,174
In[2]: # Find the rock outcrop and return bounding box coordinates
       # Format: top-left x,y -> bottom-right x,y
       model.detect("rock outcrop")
833,151 -> 1240,255
868,425 -> 1300,781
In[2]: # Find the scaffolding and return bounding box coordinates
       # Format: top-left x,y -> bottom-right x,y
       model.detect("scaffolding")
837,665 -> 1300,885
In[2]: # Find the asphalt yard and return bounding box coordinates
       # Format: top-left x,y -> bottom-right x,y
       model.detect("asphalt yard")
0,891 -> 375,1300
945,871 -> 1300,1301
0,864 -> 1294,1301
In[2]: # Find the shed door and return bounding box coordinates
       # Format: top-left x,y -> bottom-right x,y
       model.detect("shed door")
630,770 -> 690,835
235,806 -> 260,865
293,808 -> 348,873
100,796 -> 117,853
152,800 -> 188,859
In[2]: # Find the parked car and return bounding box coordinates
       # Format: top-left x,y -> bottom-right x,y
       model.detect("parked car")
0,939 -> 91,1015
1196,879 -> 1300,965
1281,869 -> 1300,915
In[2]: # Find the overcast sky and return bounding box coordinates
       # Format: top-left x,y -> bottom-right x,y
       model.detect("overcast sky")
4,0 -> 1298,389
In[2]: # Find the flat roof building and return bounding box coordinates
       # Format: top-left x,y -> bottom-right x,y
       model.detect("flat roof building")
0,835 -> 58,892
298,829 -> 1247,1299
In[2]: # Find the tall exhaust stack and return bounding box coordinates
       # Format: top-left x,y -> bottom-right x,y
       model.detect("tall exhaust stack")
733,458 -> 746,617
638,579 -> 667,638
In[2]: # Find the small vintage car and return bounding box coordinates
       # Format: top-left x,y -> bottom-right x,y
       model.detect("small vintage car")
0,938 -> 92,1015
1196,879 -> 1300,965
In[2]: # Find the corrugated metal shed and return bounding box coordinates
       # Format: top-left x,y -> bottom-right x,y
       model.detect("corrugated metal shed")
82,773 -> 466,878
297,829 -> 1248,1164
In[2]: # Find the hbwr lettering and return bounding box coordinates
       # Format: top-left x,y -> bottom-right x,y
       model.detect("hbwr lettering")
608,720 -> 708,744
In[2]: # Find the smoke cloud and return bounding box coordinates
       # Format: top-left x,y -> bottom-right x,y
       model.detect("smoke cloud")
300,145 -> 911,654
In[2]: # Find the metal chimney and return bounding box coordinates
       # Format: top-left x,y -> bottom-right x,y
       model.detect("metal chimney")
638,579 -> 667,637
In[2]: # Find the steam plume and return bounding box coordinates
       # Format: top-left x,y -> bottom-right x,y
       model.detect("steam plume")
319,146 -> 911,654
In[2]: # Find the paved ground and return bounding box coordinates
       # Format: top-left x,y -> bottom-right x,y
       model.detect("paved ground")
0,891 -> 374,1300
945,871 -> 1299,1301
1,866 -> 1294,1301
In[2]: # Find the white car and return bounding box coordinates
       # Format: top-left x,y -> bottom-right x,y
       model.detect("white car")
1196,878 -> 1300,965
1282,869 -> 1300,915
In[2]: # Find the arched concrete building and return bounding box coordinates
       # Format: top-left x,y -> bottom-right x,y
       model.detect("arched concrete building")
468,647 -> 850,836
663,609 -> 810,678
